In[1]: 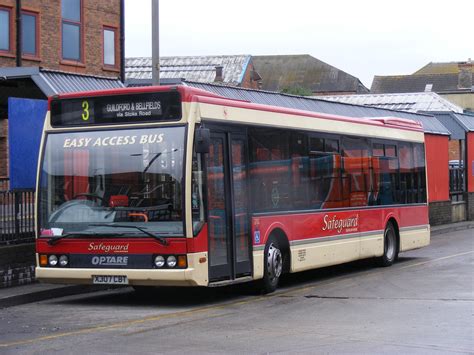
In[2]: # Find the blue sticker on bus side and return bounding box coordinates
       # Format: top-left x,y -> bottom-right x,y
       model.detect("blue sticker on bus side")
254,230 -> 261,244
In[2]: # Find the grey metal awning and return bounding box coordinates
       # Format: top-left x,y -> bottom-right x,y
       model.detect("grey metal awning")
0,67 -> 124,117
424,112 -> 474,139
0,67 -> 124,96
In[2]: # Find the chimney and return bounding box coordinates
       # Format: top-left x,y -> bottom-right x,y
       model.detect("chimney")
214,65 -> 223,82
458,59 -> 472,89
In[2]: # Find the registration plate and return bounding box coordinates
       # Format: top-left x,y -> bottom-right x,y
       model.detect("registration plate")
92,275 -> 128,285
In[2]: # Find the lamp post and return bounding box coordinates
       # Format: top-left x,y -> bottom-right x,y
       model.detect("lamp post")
151,0 -> 160,85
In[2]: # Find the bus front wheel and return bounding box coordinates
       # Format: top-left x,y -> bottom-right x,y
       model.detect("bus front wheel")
379,222 -> 398,267
261,236 -> 283,294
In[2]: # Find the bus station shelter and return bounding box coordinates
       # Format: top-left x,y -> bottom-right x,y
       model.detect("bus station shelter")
428,111 -> 474,221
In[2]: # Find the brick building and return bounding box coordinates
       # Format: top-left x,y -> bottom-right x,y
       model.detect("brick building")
0,0 -> 123,76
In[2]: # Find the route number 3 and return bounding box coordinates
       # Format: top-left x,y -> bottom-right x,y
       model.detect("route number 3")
82,100 -> 90,121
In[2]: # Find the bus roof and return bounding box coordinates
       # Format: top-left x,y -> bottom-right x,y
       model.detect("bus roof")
49,85 -> 424,133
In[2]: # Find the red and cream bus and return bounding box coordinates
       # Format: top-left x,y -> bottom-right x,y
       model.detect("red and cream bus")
36,85 -> 429,293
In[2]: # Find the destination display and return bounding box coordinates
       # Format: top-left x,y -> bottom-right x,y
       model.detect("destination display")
50,91 -> 182,127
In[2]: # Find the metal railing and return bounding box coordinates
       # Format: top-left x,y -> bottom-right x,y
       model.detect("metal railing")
0,189 -> 35,245
0,177 -> 9,192
449,167 -> 465,202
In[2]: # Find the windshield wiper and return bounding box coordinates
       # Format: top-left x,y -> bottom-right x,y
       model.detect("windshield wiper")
46,231 -> 128,246
89,223 -> 169,246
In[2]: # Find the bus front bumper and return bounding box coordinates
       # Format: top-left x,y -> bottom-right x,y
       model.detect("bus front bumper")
35,252 -> 209,287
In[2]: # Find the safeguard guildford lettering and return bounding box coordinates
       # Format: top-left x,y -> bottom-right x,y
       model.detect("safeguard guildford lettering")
62,133 -> 165,148
104,100 -> 162,118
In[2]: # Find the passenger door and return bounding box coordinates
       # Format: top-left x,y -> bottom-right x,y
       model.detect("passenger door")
206,129 -> 252,282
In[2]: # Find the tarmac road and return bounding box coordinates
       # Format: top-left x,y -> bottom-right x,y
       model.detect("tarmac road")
0,228 -> 472,354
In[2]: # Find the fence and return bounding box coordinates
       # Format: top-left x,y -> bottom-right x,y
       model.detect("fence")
0,177 -> 9,192
449,166 -> 465,202
0,189 -> 35,245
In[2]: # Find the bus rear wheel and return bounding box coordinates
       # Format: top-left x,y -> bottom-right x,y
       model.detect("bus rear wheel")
261,237 -> 283,294
379,222 -> 398,267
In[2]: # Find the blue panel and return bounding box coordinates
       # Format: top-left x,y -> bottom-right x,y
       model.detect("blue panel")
8,98 -> 47,189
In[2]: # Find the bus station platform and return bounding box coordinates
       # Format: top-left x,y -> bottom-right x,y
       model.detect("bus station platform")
0,220 -> 472,309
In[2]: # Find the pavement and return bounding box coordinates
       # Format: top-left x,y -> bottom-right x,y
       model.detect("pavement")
0,220 -> 472,309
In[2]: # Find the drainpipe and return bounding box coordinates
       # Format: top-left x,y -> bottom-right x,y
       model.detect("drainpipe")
15,0 -> 21,67
120,0 -> 125,83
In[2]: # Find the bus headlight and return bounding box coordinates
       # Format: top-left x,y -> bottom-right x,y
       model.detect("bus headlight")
48,255 -> 58,266
59,255 -> 69,267
154,255 -> 165,268
166,255 -> 177,268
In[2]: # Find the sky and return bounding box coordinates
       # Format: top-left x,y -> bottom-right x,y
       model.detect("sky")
125,0 -> 473,88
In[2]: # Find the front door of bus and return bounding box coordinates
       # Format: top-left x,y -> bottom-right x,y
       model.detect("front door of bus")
207,131 -> 252,282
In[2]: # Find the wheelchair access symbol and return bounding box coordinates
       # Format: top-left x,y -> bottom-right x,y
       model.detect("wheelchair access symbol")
254,230 -> 261,244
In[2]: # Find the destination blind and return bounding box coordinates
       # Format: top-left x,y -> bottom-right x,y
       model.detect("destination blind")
50,91 -> 182,127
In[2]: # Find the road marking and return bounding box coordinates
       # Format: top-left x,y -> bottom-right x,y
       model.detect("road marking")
0,296 -> 266,348
399,251 -> 474,270
0,275 -> 344,349
123,312 -> 234,337
1,250 -> 472,348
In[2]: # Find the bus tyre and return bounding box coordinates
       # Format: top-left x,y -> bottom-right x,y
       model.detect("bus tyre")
261,237 -> 283,294
379,222 -> 398,267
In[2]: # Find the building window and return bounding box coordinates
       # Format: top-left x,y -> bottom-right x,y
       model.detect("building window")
22,11 -> 38,57
0,7 -> 12,52
103,27 -> 116,67
61,0 -> 82,61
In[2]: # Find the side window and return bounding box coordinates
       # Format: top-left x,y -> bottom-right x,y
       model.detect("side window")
308,134 -> 343,209
399,142 -> 415,204
21,11 -> 38,57
61,0 -> 82,61
413,143 -> 427,203
290,132 -> 309,209
249,128 -> 290,212
103,26 -> 117,67
371,141 -> 398,206
191,150 -> 205,235
372,143 -> 384,157
342,137 -> 370,207
325,138 -> 339,153
0,7 -> 11,53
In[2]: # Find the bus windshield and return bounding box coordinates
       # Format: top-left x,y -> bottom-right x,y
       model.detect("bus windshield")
38,126 -> 185,237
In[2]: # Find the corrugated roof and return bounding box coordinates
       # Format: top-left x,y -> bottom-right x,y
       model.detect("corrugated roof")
316,92 -> 464,113
252,55 -> 369,94
184,81 -> 450,136
37,69 -> 124,95
0,67 -> 124,116
452,112 -> 474,131
125,55 -> 251,85
430,113 -> 468,139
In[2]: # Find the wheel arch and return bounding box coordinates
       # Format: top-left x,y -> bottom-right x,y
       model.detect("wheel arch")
267,227 -> 291,274
386,216 -> 400,254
